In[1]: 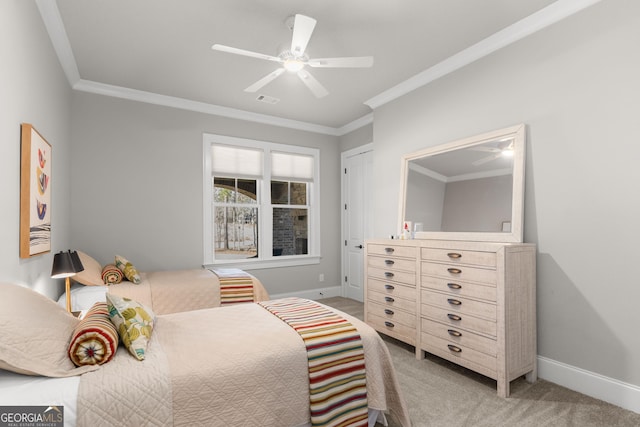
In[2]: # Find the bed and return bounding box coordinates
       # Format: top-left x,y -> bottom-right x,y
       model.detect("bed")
61,251 -> 270,314
0,283 -> 411,427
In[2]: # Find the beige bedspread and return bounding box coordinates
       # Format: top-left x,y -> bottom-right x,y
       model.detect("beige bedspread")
108,268 -> 269,315
77,300 -> 411,427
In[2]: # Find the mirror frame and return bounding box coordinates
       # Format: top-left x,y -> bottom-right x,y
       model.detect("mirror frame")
399,123 -> 526,243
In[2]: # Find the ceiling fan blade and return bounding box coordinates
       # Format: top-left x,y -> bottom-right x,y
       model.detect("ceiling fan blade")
244,68 -> 286,93
308,56 -> 374,68
291,14 -> 316,57
297,69 -> 328,98
472,153 -> 501,166
212,44 -> 281,63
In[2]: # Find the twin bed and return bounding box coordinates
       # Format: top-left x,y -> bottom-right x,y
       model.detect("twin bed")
0,255 -> 411,427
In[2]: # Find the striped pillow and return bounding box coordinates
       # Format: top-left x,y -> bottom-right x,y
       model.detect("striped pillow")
68,302 -> 118,366
101,264 -> 123,284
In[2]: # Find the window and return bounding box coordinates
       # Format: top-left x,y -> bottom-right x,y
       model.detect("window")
203,134 -> 320,268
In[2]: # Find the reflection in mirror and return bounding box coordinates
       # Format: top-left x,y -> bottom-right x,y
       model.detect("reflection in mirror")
400,124 -> 525,243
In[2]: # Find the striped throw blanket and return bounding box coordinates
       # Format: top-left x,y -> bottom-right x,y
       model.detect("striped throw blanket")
210,268 -> 255,305
259,298 -> 368,427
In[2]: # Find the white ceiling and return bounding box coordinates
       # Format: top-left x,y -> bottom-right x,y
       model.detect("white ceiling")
42,0 -> 597,134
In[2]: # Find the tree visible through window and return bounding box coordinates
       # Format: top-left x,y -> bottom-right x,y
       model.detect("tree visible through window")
213,178 -> 258,259
203,134 -> 319,267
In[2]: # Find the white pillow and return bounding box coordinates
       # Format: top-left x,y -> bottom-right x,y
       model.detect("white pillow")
58,283 -> 107,312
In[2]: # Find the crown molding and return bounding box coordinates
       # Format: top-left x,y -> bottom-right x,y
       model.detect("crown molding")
364,0 -> 603,110
337,113 -> 373,135
73,80 -> 342,136
36,0 -> 80,86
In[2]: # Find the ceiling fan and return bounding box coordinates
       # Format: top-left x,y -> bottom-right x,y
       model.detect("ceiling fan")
471,139 -> 514,166
211,14 -> 373,98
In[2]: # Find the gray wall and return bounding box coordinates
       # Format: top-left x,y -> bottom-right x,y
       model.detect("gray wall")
69,92 -> 342,296
372,0 -> 640,386
340,123 -> 373,152
442,175 -> 512,232
0,1 -> 73,299
405,171 -> 445,232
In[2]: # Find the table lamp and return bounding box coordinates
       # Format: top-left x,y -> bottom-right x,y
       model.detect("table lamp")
51,250 -> 84,312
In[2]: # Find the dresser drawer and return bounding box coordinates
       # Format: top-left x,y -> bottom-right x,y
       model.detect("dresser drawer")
368,313 -> 416,345
421,318 -> 495,356
421,248 -> 496,268
368,266 -> 415,286
422,275 -> 496,302
421,289 -> 496,321
368,278 -> 416,300
368,301 -> 416,328
368,289 -> 416,313
422,262 -> 496,285
368,256 -> 415,272
421,304 -> 496,337
421,332 -> 496,378
368,244 -> 416,259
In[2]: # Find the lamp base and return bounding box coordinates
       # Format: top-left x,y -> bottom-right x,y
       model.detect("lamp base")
65,277 -> 71,312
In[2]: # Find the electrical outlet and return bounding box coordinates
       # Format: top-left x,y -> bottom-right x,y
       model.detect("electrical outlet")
319,273 -> 325,282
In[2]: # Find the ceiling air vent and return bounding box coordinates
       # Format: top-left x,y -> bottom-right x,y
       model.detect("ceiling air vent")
256,94 -> 280,105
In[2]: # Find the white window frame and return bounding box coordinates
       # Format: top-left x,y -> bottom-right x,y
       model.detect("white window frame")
203,134 -> 321,270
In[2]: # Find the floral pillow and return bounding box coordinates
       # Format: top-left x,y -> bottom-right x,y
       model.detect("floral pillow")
68,302 -> 118,366
114,255 -> 141,284
106,293 -> 154,360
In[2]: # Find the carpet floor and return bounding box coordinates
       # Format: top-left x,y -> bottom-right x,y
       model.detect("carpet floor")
318,296 -> 640,427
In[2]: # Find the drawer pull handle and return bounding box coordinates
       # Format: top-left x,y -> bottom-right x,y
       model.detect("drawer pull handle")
385,297 -> 395,303
447,329 -> 462,337
384,321 -> 395,328
384,309 -> 394,315
447,344 -> 462,353
384,284 -> 395,290
447,298 -> 462,306
384,259 -> 395,265
447,313 -> 462,321
447,252 -> 462,259
447,268 -> 462,274
384,247 -> 395,253
447,283 -> 462,290
384,272 -> 394,278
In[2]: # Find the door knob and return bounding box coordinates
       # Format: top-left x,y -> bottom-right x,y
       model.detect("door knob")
355,244 -> 363,249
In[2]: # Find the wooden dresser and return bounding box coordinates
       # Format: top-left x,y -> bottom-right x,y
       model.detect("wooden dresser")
364,238 -> 536,397
364,241 -> 418,345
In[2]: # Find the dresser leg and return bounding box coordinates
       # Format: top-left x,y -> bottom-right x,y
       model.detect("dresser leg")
497,379 -> 509,398
415,348 -> 426,360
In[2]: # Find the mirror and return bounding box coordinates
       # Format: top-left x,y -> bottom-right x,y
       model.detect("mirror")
399,124 -> 526,243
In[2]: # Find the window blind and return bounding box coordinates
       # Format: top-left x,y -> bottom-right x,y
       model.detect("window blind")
211,145 -> 263,179
271,152 -> 314,182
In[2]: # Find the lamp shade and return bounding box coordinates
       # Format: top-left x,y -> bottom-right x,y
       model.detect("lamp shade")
51,251 -> 76,278
69,250 -> 85,273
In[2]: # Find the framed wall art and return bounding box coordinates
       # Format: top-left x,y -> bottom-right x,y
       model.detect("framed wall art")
20,123 -> 52,258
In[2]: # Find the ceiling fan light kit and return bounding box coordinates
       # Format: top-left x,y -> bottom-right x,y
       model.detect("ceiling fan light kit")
211,13 -> 373,98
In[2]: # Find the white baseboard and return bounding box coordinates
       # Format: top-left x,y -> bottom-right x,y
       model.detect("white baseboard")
538,356 -> 640,414
269,285 -> 343,301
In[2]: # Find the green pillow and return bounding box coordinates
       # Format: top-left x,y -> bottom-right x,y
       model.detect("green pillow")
106,293 -> 154,360
114,255 -> 141,284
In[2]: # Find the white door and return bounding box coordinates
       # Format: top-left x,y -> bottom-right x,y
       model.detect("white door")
342,146 -> 373,301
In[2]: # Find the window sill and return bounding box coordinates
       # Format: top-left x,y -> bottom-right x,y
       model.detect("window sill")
204,255 -> 321,271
